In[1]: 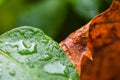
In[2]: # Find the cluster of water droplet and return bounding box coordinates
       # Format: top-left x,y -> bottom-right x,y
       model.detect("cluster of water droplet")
0,27 -> 79,80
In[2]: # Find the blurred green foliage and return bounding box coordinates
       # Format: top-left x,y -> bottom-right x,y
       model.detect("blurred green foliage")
0,0 -> 112,42
0,0 -> 5,6
17,0 -> 67,38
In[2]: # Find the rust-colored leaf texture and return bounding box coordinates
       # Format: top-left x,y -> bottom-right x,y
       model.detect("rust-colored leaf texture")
59,0 -> 120,80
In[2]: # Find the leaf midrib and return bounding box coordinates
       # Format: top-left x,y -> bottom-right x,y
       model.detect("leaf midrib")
0,49 -> 40,80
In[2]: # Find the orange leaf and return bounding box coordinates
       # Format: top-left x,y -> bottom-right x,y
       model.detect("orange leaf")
59,0 -> 120,79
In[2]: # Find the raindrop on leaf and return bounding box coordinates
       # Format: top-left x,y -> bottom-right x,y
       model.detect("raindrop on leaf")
38,65 -> 43,69
9,70 -> 16,76
38,54 -> 53,61
44,61 -> 66,75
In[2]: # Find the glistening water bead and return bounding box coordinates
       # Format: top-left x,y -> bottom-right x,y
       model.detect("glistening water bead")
38,54 -> 53,61
25,58 -> 34,68
9,70 -> 16,76
44,61 -> 66,74
3,40 -> 37,55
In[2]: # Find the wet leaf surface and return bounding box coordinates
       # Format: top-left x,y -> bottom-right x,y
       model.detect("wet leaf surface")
0,26 -> 79,80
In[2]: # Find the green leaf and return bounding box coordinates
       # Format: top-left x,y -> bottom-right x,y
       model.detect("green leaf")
17,0 -> 67,38
0,26 -> 80,80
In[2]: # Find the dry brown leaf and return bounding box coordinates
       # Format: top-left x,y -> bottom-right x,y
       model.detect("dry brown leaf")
59,0 -> 120,80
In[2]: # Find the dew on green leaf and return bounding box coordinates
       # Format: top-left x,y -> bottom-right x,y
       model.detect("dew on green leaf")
41,39 -> 49,44
17,40 -> 37,55
25,58 -> 30,64
18,30 -> 24,35
46,47 -> 49,51
0,27 -> 80,80
44,61 -> 66,74
56,53 -> 60,57
68,63 -> 74,67
54,44 -> 59,49
23,31 -> 34,38
38,54 -> 53,61
25,58 -> 34,68
3,40 -> 37,55
9,70 -> 16,76
38,65 -> 43,69
28,63 -> 34,68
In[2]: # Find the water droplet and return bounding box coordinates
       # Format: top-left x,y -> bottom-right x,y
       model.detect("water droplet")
42,39 -> 49,44
16,40 -> 37,55
54,44 -> 59,49
25,58 -> 34,68
28,63 -> 34,68
56,53 -> 60,57
38,54 -> 53,61
68,63 -> 74,67
4,40 -> 37,55
46,47 -> 49,51
19,30 -> 24,35
44,61 -> 66,74
9,70 -> 16,76
25,58 -> 30,64
38,65 -> 43,69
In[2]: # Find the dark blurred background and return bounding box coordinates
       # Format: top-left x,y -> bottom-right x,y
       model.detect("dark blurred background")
0,0 -> 112,42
